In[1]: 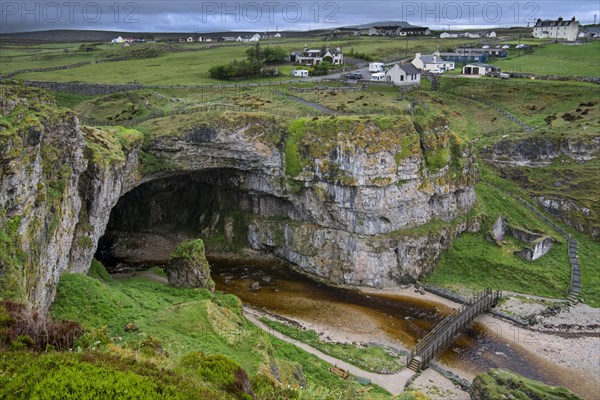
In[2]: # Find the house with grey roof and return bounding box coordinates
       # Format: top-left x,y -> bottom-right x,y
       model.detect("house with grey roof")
579,27 -> 600,38
369,24 -> 430,36
411,52 -> 455,72
533,17 -> 580,41
291,46 -> 344,66
462,63 -> 501,76
385,63 -> 421,85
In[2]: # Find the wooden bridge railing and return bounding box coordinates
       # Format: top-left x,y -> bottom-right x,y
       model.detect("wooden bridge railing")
407,288 -> 501,372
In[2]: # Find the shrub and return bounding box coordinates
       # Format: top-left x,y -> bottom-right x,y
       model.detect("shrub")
0,300 -> 84,351
179,352 -> 254,398
208,59 -> 263,80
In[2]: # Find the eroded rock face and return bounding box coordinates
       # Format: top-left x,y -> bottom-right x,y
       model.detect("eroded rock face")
1,90 -> 86,310
509,226 -> 554,261
166,239 -> 215,291
1,87 -> 478,310
486,215 -> 507,244
481,136 -> 600,167
0,87 -> 139,311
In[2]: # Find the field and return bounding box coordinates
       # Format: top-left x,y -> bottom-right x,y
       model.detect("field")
0,35 -> 515,85
493,41 -> 600,77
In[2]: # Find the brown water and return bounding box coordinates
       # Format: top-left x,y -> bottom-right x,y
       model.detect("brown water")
210,257 -> 597,398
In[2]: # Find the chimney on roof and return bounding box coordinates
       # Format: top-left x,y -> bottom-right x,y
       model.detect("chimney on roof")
558,17 -> 563,22
571,16 -> 576,21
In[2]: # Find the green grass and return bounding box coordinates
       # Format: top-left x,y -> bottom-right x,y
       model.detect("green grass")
5,36 -> 491,85
492,157 -> 600,239
0,351 -> 215,400
437,77 -> 600,131
424,182 -> 571,299
472,368 -> 581,400
260,318 -> 404,374
49,270 -> 393,398
493,41 -> 600,77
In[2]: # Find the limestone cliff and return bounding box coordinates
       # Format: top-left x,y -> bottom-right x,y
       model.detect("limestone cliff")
0,85 -> 479,310
0,86 -> 140,310
481,134 -> 599,239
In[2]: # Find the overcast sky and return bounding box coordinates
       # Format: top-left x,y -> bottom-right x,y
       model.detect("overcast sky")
1,0 -> 599,33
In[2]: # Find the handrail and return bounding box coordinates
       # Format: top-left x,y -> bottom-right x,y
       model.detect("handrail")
407,288 -> 501,370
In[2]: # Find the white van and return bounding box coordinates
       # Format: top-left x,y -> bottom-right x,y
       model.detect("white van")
369,62 -> 385,72
291,69 -> 309,77
370,72 -> 386,81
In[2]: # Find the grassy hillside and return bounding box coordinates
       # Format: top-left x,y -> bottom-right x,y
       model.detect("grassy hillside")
493,41 -> 600,77
47,267 -> 392,398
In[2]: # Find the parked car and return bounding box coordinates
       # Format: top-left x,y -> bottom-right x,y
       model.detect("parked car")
429,68 -> 444,75
345,72 -> 363,79
291,69 -> 309,77
482,45 -> 490,49
500,72 -> 510,79
515,44 -> 528,49
502,45 -> 510,49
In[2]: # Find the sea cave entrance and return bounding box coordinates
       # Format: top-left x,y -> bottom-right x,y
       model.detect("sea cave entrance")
95,169 -> 290,272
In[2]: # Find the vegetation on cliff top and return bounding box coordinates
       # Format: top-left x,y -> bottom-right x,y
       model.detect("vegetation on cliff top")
283,114 -> 466,186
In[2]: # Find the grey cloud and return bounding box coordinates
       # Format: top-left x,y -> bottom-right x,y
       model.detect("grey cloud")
0,1 -> 598,33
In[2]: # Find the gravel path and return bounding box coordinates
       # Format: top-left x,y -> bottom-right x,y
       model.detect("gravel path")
243,307 -> 415,396
274,90 -> 336,114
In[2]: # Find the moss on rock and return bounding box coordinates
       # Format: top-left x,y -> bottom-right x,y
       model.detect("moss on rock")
166,239 -> 215,292
471,368 -> 581,400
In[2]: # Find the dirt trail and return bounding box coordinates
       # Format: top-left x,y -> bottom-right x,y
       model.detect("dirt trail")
243,307 -> 415,396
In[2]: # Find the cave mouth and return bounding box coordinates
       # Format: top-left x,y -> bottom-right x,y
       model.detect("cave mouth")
95,169 -> 288,273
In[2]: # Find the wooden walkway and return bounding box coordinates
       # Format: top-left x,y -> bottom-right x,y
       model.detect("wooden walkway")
407,288 -> 501,372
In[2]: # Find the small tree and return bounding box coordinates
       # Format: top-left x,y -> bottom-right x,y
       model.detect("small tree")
312,61 -> 332,76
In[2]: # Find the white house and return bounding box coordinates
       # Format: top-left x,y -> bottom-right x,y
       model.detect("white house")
186,36 -> 194,43
411,52 -> 454,71
293,46 -> 344,66
462,63 -> 501,76
385,63 -> 421,85
198,36 -> 212,42
111,36 -> 125,43
369,25 -> 430,36
533,17 -> 580,41
578,27 -> 600,38
440,32 -> 461,38
237,33 -> 261,42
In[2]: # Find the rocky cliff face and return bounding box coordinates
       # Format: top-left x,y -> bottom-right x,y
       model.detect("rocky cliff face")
481,134 -> 599,239
0,87 -> 141,310
481,135 -> 600,167
0,86 -> 478,310
1,88 -> 86,309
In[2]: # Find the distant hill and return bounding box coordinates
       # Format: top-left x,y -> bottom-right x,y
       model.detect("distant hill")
0,28 -> 331,43
350,21 -> 418,29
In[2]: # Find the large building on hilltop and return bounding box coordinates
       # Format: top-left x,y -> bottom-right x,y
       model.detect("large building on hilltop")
533,17 -> 580,41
